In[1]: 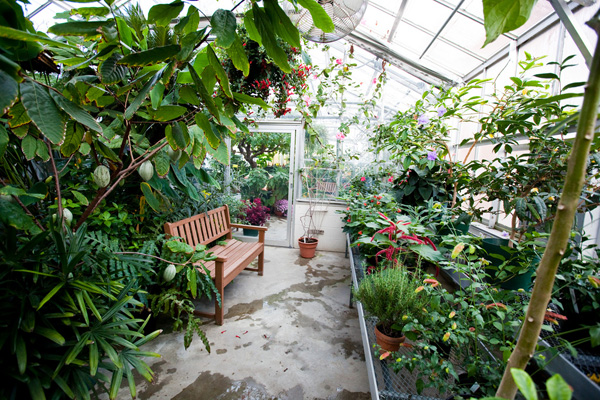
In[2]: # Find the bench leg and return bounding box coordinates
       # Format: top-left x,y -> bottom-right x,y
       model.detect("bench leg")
258,250 -> 264,276
215,260 -> 225,325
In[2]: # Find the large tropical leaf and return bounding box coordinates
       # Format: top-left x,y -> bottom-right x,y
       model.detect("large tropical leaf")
225,34 -> 250,77
194,112 -> 219,149
0,25 -> 77,49
148,1 -> 184,26
264,0 -> 301,48
0,70 -> 18,113
140,182 -> 160,212
206,45 -> 232,98
148,105 -> 187,122
0,125 -> 8,159
99,53 -> 128,84
124,67 -> 165,120
50,91 -> 102,132
252,5 -> 291,73
187,62 -> 220,122
48,20 -> 114,36
297,0 -> 335,32
211,9 -> 237,48
233,92 -> 270,110
20,80 -> 66,145
61,122 -> 85,157
482,0 -> 536,46
118,45 -> 181,67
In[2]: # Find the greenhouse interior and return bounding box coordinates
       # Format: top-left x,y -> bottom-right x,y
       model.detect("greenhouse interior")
2,0 -> 600,399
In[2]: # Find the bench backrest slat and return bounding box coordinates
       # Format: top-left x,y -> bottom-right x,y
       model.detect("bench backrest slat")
164,205 -> 232,245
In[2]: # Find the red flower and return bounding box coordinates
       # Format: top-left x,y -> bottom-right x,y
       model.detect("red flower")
423,278 -> 439,287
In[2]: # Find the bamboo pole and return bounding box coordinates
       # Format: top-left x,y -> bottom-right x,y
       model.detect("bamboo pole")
495,12 -> 600,399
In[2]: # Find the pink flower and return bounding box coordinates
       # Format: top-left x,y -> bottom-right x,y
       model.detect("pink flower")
336,132 -> 346,140
360,177 -> 366,182
336,58 -> 342,65
372,78 -> 377,84
388,176 -> 393,182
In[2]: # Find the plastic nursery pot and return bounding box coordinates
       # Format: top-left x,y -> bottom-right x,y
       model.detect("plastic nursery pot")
243,228 -> 259,237
298,237 -> 318,258
438,222 -> 470,236
482,238 -> 537,291
374,325 -> 406,352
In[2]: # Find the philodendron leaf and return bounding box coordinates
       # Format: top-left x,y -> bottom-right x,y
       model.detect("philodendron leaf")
148,1 -> 184,26
211,9 -> 237,48
48,20 -> 114,37
49,91 -> 102,132
482,0 -> 536,46
20,81 -> 65,145
118,45 -> 181,67
297,0 -> 335,33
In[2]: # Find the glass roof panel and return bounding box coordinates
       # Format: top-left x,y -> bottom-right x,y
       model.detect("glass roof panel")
424,41 -> 482,76
368,0 -> 400,16
358,5 -> 397,41
403,0 -> 454,34
389,22 -> 432,57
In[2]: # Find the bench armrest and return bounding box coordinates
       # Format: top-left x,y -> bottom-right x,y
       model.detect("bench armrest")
231,223 -> 268,232
215,255 -> 228,263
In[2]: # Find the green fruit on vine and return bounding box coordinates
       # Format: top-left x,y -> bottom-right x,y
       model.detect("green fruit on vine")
167,147 -> 181,162
163,264 -> 177,282
138,161 -> 154,181
93,165 -> 110,188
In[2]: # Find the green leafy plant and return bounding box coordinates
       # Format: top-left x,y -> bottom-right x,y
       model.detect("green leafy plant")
0,222 -> 161,400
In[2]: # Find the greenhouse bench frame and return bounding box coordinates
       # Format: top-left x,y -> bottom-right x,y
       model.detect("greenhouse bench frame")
164,205 -> 267,325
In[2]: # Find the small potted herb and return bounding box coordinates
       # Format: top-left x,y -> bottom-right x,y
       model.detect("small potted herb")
353,267 -> 427,352
243,198 -> 270,237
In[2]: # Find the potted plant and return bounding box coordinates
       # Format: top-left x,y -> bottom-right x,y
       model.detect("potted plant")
243,198 -> 270,237
353,267 -> 427,352
274,199 -> 288,217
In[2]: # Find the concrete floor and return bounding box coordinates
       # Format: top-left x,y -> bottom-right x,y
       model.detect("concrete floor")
124,246 -> 370,400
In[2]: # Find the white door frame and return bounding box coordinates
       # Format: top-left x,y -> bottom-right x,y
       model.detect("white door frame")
247,120 -> 304,247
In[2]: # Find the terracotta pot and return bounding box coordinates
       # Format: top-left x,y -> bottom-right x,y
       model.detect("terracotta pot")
374,325 -> 405,352
298,237 -> 318,258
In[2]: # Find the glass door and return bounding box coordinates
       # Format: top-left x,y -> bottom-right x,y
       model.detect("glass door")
228,121 -> 301,247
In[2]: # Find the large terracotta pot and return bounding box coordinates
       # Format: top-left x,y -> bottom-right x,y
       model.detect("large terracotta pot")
298,237 -> 318,258
374,325 -> 406,352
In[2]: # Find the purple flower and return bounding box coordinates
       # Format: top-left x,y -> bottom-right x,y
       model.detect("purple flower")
437,107 -> 446,117
427,150 -> 437,161
418,115 -> 430,125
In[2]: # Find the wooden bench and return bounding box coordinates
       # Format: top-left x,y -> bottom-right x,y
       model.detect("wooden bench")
163,205 -> 267,325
